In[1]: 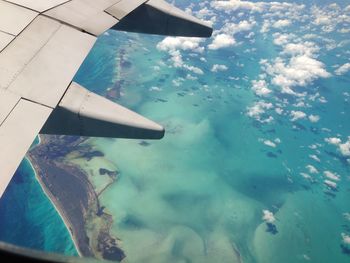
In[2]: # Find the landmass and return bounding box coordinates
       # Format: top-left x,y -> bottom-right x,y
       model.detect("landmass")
28,135 -> 125,262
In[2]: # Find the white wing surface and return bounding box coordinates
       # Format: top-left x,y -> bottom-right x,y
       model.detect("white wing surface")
0,0 -> 212,197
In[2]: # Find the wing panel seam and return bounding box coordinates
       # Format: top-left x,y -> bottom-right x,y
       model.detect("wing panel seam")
4,18 -> 62,90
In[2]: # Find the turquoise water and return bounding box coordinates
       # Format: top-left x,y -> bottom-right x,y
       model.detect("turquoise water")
0,158 -> 77,255
1,0 -> 350,262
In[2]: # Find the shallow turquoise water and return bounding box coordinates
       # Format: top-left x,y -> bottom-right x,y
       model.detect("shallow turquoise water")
0,158 -> 77,255
1,0 -> 350,262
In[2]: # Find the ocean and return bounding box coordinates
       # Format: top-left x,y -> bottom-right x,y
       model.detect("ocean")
0,0 -> 349,262
0,158 -> 77,255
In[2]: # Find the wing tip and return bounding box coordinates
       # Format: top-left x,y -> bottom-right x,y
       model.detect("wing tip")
109,0 -> 213,38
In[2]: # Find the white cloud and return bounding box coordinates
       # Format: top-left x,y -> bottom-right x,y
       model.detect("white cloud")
211,0 -> 304,15
149,86 -> 162,92
172,78 -> 183,87
221,20 -> 256,35
166,50 -> 204,75
308,115 -> 320,123
290,110 -> 306,121
184,65 -> 204,75
309,154 -> 321,162
323,171 -> 340,181
344,213 -> 350,221
273,19 -> 291,28
325,137 -> 342,145
252,79 -> 272,97
324,179 -> 337,189
169,50 -> 184,67
262,139 -> 276,148
208,34 -> 236,50
339,139 -> 350,157
261,20 -> 271,33
247,101 -> 273,122
273,33 -> 296,46
211,64 -> 228,72
300,172 -> 312,180
211,0 -> 265,13
282,42 -> 320,57
186,74 -> 197,80
342,233 -> 350,245
306,165 -> 318,174
335,63 -> 350,75
262,210 -> 276,224
265,55 -> 331,93
325,137 -> 350,157
275,107 -> 283,115
157,37 -> 205,53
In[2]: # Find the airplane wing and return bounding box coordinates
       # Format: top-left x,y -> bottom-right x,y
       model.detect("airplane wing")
0,0 -> 212,197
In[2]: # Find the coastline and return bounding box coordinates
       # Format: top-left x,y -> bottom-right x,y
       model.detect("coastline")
25,155 -> 82,257
27,135 -> 126,261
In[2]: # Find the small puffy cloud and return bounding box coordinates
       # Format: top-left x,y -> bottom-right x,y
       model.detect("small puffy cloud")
282,42 -> 320,57
341,233 -> 350,245
324,179 -> 337,189
339,138 -> 350,157
167,50 -> 203,75
208,34 -> 236,50
169,50 -> 184,67
211,0 -> 265,13
323,171 -> 340,181
157,37 -> 205,53
325,137 -> 350,157
184,65 -> 204,75
273,33 -> 294,46
300,172 -> 312,180
335,63 -> 350,75
344,213 -> 350,221
306,165 -> 319,174
264,55 -> 331,94
261,20 -> 271,33
275,107 -> 283,115
211,64 -> 228,72
221,20 -> 256,35
290,110 -> 307,121
309,115 -> 320,123
261,139 -> 276,148
262,210 -> 276,224
325,137 -> 342,145
252,79 -> 272,97
309,154 -> 321,162
247,101 -> 273,122
149,86 -> 162,92
273,19 -> 291,28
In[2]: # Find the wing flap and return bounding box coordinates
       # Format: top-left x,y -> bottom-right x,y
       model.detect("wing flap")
41,82 -> 165,139
0,99 -> 52,197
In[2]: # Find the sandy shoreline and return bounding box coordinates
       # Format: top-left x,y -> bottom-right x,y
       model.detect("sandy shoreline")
25,156 -> 82,257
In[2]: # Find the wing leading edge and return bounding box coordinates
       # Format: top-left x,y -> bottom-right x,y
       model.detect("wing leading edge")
0,0 -> 212,197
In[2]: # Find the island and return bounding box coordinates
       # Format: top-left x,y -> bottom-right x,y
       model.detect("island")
28,135 -> 125,262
